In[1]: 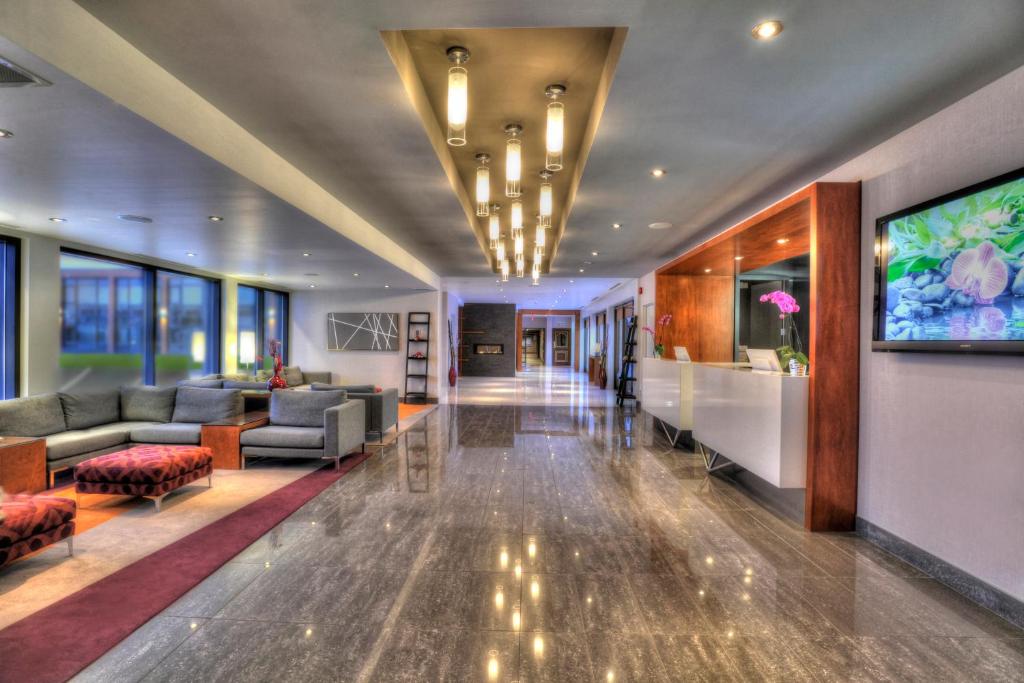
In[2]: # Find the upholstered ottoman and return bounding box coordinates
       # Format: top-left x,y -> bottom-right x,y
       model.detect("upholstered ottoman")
0,494 -> 76,568
74,445 -> 213,512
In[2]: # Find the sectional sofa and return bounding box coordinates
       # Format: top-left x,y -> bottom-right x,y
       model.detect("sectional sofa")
0,386 -> 243,485
195,367 -> 331,390
311,383 -> 399,440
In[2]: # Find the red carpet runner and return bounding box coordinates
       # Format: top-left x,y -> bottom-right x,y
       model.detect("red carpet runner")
0,452 -> 372,683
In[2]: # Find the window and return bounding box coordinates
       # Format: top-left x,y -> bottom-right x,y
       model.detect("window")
237,285 -> 289,373
0,236 -> 19,399
59,250 -> 221,390
156,271 -> 219,385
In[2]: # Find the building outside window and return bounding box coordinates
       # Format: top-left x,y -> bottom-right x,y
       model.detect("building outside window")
0,236 -> 19,399
237,285 -> 289,375
59,250 -> 220,390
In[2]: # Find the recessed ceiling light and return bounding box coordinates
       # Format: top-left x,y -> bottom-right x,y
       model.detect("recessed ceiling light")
302,252 -> 311,257
261,272 -> 269,277
186,252 -> 196,257
48,217 -> 67,223
704,268 -> 712,273
777,238 -> 790,244
207,215 -> 223,222
578,268 -> 585,273
591,251 -> 599,257
648,222 -> 672,230
752,19 -> 783,41
612,223 -> 621,229
650,168 -> 666,178
308,284 -> 316,289
0,129 -> 12,139
118,214 -> 153,223
569,279 -> 574,283
353,273 -> 359,277
734,256 -> 744,261
384,284 -> 390,288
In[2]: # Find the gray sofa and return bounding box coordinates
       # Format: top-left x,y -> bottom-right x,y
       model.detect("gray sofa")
311,383 -> 399,440
240,390 -> 365,470
198,367 -> 331,390
0,386 -> 243,486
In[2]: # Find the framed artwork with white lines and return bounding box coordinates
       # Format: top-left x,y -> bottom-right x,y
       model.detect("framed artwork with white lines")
326,312 -> 400,351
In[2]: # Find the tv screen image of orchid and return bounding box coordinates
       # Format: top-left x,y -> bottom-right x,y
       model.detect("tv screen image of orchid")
882,176 -> 1024,342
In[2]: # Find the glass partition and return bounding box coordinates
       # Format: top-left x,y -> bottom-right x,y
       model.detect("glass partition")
156,271 -> 219,385
735,254 -> 810,361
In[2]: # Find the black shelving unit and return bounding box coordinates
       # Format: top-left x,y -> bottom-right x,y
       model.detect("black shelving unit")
616,316 -> 638,406
404,311 -> 430,404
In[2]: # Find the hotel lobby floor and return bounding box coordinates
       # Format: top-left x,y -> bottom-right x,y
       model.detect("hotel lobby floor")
450,367 -> 619,406
74,401 -> 1023,682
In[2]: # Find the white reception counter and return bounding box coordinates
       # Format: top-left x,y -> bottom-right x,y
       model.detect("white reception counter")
692,363 -> 808,488
640,358 -> 694,442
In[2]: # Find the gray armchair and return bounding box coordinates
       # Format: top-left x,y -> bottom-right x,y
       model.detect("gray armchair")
240,389 -> 365,470
311,383 -> 399,440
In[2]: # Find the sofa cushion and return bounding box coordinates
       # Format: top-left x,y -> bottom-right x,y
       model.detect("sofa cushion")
177,379 -> 223,389
0,394 -> 68,437
222,380 -> 269,391
281,366 -> 304,387
270,390 -> 345,428
335,384 -> 376,395
241,446 -> 324,459
240,425 -> 325,449
58,390 -> 121,431
129,423 -> 202,445
172,387 -> 243,424
121,386 -> 177,423
45,428 -> 128,462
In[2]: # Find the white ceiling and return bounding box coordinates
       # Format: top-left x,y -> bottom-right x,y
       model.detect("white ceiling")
70,0 -> 1024,280
1,1 -> 1023,304
444,276 -> 628,310
0,37 -> 427,293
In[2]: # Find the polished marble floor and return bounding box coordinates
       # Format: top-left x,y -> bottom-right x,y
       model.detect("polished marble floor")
76,374 -> 1024,681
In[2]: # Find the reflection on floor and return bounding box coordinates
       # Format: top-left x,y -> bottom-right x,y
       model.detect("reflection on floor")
452,367 -> 617,407
75,390 -> 1024,681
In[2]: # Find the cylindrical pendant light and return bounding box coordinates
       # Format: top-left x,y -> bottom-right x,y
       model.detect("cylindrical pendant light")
514,233 -> 524,259
545,84 -> 566,171
475,153 -> 490,217
510,200 -> 523,238
516,259 -> 525,278
504,124 -> 522,197
535,224 -> 546,250
446,47 -> 470,146
488,204 -> 501,250
496,238 -> 506,263
531,260 -> 541,285
500,258 -> 510,282
539,170 -> 553,229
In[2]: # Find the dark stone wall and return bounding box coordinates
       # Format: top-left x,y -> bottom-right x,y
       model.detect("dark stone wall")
461,303 -> 516,377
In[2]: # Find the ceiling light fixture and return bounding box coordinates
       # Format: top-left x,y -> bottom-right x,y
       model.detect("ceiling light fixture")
516,259 -> 525,278
302,252 -> 311,256
308,284 -> 316,289
496,238 -> 506,263
734,256 -> 744,261
384,284 -> 390,288
353,272 -> 359,277
208,215 -> 223,222
446,46 -> 470,146
514,233 -> 524,259
186,252 -> 196,257
0,129 -> 12,139
544,84 -> 566,172
48,217 -> 67,223
475,153 -> 490,216
538,170 -> 553,229
501,259 -> 510,282
612,223 -> 621,230
504,124 -> 523,198
532,261 -> 541,285
591,251 -> 599,257
510,199 -> 523,238
579,268 -> 585,273
650,168 -> 666,178
488,203 -> 501,250
704,268 -> 712,273
535,225 -> 546,253
752,20 -> 783,41
648,222 -> 672,230
777,237 -> 790,244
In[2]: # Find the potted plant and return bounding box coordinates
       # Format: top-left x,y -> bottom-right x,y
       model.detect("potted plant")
759,290 -> 808,375
643,313 -> 673,358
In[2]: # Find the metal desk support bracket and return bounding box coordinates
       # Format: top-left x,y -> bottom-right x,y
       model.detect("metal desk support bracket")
697,441 -> 733,473
658,419 -> 683,448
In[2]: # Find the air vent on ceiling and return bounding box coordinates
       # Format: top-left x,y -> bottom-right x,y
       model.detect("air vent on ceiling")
0,56 -> 51,88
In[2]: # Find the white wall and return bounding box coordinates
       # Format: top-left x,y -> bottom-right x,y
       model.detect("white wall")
290,288 -> 444,399
581,280 -> 639,386
642,64 -> 1024,601
824,64 -> 1024,601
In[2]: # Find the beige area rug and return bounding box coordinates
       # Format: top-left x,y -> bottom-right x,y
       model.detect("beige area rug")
0,463 -> 318,629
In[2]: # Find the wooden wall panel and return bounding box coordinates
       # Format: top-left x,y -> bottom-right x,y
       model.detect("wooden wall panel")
655,274 -> 734,362
805,182 -> 862,531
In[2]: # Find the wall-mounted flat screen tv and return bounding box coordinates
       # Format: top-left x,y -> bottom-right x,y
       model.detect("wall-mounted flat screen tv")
874,166 -> 1024,353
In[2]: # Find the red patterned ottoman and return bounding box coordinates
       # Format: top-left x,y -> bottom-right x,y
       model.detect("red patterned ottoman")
0,494 -> 76,568
74,445 -> 214,512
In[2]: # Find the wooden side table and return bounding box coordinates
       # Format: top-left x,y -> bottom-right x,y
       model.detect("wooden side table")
201,412 -> 269,470
0,436 -> 46,494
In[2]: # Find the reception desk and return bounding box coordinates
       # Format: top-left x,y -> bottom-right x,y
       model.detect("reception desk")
692,364 -> 808,488
641,358 -> 693,442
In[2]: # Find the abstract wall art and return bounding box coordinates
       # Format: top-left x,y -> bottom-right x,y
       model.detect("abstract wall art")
326,312 -> 400,351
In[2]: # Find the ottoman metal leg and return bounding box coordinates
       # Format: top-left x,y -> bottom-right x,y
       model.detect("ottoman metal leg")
208,473 -> 213,488
148,493 -> 168,513
66,536 -> 75,557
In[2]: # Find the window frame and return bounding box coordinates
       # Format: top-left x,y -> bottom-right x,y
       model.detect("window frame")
60,247 -> 222,385
237,284 -> 290,370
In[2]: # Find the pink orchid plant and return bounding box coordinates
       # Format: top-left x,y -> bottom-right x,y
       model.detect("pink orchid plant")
759,290 -> 801,319
643,313 -> 673,357
759,290 -> 807,370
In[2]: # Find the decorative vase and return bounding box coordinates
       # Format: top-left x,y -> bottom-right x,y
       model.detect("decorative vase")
448,365 -> 457,387
267,371 -> 287,390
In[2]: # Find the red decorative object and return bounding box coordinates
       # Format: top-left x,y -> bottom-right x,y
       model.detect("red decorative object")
448,365 -> 457,387
266,339 -> 287,390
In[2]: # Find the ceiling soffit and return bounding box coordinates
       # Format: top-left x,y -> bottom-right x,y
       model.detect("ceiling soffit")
382,26 -> 624,275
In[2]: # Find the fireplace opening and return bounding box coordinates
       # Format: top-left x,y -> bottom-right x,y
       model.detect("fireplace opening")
474,344 -> 504,355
